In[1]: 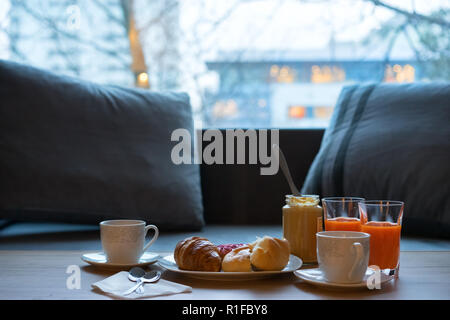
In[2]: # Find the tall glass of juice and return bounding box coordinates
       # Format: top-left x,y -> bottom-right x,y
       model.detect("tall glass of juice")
358,200 -> 404,278
322,197 -> 365,231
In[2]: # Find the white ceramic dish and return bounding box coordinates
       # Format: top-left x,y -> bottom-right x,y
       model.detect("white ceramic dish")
294,267 -> 392,289
158,254 -> 302,281
81,252 -> 159,269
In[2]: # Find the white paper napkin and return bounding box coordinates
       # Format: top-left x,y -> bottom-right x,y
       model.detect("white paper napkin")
92,271 -> 192,299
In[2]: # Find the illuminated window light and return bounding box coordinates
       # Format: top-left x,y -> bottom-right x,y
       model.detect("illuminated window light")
384,64 -> 415,83
212,99 -> 238,119
288,106 -> 306,119
311,65 -> 345,83
314,106 -> 334,119
270,65 -> 295,83
270,65 -> 279,77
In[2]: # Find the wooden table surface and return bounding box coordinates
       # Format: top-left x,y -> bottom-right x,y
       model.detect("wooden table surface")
0,250 -> 449,300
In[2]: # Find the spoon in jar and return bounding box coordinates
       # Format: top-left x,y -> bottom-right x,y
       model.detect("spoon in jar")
272,144 -> 301,196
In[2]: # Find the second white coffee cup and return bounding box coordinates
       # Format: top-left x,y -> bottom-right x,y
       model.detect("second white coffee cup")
100,220 -> 159,264
316,231 -> 370,284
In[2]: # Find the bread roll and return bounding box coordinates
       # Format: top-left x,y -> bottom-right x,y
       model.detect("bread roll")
174,236 -> 222,272
249,236 -> 290,271
222,245 -> 252,272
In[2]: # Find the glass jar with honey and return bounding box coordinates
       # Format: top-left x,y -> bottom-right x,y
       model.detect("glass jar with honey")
282,194 -> 323,263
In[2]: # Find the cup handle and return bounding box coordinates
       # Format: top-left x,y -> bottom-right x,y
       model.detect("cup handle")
142,225 -> 159,252
348,242 -> 364,281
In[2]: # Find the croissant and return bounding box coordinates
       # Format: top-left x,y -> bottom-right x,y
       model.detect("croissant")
174,236 -> 222,272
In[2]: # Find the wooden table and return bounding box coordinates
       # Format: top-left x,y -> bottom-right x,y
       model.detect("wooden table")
0,250 -> 449,300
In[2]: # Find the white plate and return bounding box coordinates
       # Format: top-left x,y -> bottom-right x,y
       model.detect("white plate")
81,252 -> 160,269
158,254 -> 302,281
294,267 -> 392,289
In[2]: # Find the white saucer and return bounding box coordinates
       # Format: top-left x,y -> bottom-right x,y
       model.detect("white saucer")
81,252 -> 160,269
294,267 -> 392,289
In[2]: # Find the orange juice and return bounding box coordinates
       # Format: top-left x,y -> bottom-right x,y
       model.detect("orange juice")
325,217 -> 361,231
361,221 -> 401,269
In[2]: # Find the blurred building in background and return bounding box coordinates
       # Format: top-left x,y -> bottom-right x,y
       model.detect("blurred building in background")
3,0 -> 445,129
205,34 -> 421,128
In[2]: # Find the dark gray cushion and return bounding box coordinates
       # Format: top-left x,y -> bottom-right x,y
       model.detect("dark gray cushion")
0,60 -> 204,230
302,83 -> 450,238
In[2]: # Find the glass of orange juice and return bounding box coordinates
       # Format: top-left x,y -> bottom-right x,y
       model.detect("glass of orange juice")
322,197 -> 365,231
358,200 -> 404,278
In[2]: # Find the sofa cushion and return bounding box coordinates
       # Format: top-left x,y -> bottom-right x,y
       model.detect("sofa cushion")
301,83 -> 450,238
0,60 -> 204,230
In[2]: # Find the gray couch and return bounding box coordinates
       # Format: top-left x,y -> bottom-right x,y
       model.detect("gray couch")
1,66 -> 448,251
1,128 -> 449,252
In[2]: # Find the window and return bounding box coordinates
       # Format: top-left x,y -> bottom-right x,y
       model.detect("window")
288,106 -> 306,119
0,0 -> 448,128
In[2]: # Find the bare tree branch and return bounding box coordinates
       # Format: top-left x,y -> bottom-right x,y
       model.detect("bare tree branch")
366,0 -> 450,28
91,0 -> 126,27
137,0 -> 179,33
14,0 -> 130,69
402,25 -> 423,62
119,0 -> 132,33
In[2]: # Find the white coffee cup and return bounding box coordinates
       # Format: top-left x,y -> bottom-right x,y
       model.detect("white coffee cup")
316,231 -> 370,284
100,220 -> 159,264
